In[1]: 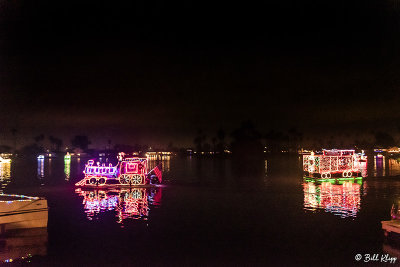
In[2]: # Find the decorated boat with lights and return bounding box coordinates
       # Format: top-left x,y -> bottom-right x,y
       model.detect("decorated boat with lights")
75,153 -> 162,187
303,149 -> 364,183
0,194 -> 48,233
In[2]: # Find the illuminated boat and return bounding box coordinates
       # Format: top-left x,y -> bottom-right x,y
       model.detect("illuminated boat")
75,153 -> 162,187
0,194 -> 48,233
303,149 -> 364,182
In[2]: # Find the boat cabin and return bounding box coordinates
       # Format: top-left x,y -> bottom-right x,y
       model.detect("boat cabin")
303,149 -> 362,179
84,160 -> 118,178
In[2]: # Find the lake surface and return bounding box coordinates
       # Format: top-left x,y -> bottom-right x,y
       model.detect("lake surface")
1,154 -> 400,265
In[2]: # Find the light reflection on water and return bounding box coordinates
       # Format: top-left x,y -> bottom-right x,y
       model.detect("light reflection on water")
374,155 -> 386,177
37,158 -> 44,179
388,158 -> 400,176
64,157 -> 70,181
75,187 -> 162,223
303,181 -> 364,218
369,156 -> 400,177
0,161 -> 11,192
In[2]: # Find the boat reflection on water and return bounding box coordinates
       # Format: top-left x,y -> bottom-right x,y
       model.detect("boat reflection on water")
0,228 -> 47,263
75,187 -> 162,223
303,181 -> 363,218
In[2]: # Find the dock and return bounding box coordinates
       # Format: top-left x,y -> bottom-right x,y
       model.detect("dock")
382,220 -> 400,235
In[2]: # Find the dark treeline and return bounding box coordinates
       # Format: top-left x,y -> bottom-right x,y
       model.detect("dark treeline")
192,121 -> 400,156
0,124 -> 399,157
0,134 -> 92,156
0,131 -> 186,156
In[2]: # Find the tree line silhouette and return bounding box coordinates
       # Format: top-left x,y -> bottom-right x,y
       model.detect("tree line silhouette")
0,124 -> 399,156
193,121 -> 400,156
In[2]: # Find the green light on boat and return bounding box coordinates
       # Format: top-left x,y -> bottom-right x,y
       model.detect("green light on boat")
303,176 -> 363,185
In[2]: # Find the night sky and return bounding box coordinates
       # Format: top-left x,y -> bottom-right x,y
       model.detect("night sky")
1,0 -> 400,148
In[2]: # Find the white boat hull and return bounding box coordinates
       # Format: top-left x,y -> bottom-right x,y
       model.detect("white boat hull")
0,198 -> 48,231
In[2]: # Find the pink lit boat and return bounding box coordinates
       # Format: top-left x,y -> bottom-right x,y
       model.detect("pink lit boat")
75,153 -> 162,187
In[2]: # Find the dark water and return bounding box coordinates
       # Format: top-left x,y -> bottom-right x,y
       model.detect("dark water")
1,155 -> 400,266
